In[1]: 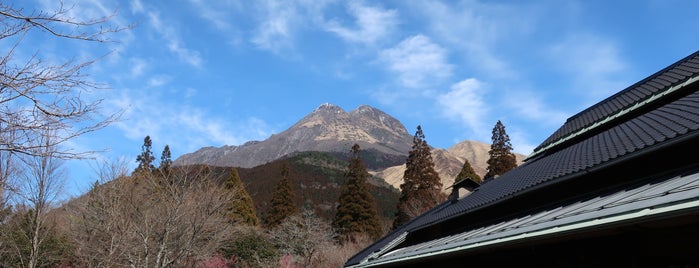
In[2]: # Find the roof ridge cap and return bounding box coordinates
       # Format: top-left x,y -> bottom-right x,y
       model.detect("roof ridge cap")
527,73 -> 699,160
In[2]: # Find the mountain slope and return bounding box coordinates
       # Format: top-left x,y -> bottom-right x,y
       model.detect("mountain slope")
175,103 -> 412,168
372,140 -> 526,192
232,152 -> 400,222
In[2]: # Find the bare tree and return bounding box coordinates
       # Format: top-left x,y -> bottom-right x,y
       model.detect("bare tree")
0,2 -> 128,202
19,127 -> 66,268
70,164 -> 236,267
270,209 -> 335,267
0,125 -> 70,267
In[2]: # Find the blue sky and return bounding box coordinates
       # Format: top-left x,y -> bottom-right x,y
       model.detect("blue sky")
9,0 -> 699,197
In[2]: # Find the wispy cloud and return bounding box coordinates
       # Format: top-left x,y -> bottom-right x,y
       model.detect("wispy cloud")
147,75 -> 171,87
187,0 -> 240,31
130,0 -> 144,14
129,57 -> 148,77
325,1 -> 398,46
549,34 -> 629,104
502,89 -> 568,127
250,1 -> 298,53
416,1 -> 534,77
508,129 -> 536,155
142,10 -> 203,67
108,90 -> 274,154
379,34 -> 453,88
436,78 -> 489,138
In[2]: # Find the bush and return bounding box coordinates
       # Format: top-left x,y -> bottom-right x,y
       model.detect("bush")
223,228 -> 278,268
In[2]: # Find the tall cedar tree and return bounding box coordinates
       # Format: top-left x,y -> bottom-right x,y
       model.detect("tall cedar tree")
484,120 -> 517,180
393,126 -> 444,229
224,168 -> 259,227
455,158 -> 482,184
264,162 -> 299,228
134,136 -> 155,174
159,145 -> 172,176
333,144 -> 383,241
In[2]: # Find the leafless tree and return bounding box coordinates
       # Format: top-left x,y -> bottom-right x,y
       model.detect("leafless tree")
270,209 -> 335,267
70,164 -> 236,267
0,124 -> 70,267
0,1 -> 128,202
17,127 -> 66,268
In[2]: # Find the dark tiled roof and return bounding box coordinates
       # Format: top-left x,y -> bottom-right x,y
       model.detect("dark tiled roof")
531,51 -> 699,156
346,51 -> 699,267
369,168 -> 699,265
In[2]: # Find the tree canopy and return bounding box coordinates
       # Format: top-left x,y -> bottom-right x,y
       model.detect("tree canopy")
263,162 -> 299,228
455,158 -> 481,184
224,167 -> 259,227
393,126 -> 444,229
333,144 -> 383,241
485,120 -> 517,180
134,136 -> 156,175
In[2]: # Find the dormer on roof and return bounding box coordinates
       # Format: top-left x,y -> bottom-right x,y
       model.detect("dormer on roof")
446,177 -> 480,203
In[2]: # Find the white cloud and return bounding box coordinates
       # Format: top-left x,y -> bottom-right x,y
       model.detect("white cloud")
108,90 -> 274,154
416,1 -> 534,77
502,89 -> 568,127
325,1 -> 398,45
549,34 -> 629,103
508,129 -> 536,155
130,0 -> 144,14
437,78 -> 489,136
249,0 -> 338,53
250,1 -> 298,53
129,58 -> 148,77
379,35 -> 453,88
187,0 -> 241,31
147,75 -> 171,87
146,11 -> 203,67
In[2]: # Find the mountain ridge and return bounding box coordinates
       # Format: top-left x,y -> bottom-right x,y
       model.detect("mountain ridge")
174,103 -> 526,192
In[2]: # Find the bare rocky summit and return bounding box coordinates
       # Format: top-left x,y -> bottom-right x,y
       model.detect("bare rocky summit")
174,103 -> 412,168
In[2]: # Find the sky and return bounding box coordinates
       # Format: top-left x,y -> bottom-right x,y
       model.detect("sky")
7,0 -> 699,198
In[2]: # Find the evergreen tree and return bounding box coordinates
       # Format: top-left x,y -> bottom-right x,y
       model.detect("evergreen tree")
393,126 -> 444,229
134,136 -> 155,174
332,144 -> 383,241
264,162 -> 298,228
224,167 -> 259,227
484,120 -> 517,180
455,158 -> 482,184
159,145 -> 172,176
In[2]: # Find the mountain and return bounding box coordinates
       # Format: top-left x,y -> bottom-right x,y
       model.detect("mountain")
174,103 -> 412,168
175,103 -> 528,193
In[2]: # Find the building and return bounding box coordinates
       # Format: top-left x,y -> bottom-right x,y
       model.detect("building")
346,51 -> 699,267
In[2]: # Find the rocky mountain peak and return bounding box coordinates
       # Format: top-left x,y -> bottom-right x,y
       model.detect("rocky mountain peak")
175,103 -> 412,168
350,105 -> 408,137
313,102 -> 345,114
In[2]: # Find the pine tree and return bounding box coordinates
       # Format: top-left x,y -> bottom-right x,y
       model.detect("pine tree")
333,144 -> 383,241
484,120 -> 517,180
134,136 -> 155,174
455,158 -> 482,184
393,125 -> 444,229
264,161 -> 298,228
224,167 -> 259,227
159,145 -> 172,176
